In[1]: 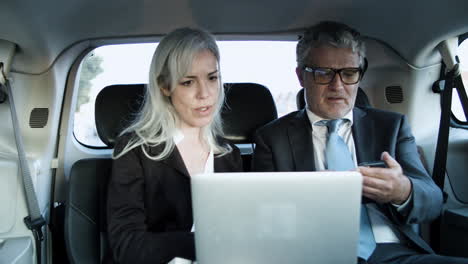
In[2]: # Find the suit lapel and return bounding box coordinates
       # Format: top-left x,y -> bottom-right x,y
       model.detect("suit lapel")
149,144 -> 190,177
352,107 -> 373,164
288,110 -> 316,171
214,153 -> 237,172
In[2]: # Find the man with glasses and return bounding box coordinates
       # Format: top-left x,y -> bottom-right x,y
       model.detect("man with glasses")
252,21 -> 468,263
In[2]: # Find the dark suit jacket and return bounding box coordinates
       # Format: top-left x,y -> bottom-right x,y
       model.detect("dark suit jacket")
252,107 -> 443,253
107,134 -> 243,264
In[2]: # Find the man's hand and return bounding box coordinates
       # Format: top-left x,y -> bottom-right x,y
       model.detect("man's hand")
357,152 -> 412,205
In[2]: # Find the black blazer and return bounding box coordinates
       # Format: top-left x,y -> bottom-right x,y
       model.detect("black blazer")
252,107 -> 443,253
107,134 -> 243,264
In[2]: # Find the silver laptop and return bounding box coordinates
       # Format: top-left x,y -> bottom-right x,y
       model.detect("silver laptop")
191,171 -> 362,264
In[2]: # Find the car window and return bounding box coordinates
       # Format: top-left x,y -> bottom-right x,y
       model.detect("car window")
453,38 -> 468,123
74,41 -> 300,147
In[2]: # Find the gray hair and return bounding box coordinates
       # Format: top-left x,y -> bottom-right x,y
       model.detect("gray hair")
114,27 -> 230,160
296,21 -> 366,68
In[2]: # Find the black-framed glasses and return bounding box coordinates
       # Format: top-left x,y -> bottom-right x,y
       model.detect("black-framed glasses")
303,66 -> 362,85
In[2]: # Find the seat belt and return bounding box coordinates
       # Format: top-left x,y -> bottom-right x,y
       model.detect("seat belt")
432,63 -> 468,192
432,64 -> 458,193
0,59 -> 45,263
429,38 -> 467,252
431,37 -> 468,199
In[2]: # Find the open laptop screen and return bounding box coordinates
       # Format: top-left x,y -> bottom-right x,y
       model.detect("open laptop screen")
191,171 -> 362,264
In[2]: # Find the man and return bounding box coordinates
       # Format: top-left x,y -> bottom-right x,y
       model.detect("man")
252,21 -> 468,263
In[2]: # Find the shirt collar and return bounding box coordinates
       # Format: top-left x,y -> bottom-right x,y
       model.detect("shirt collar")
305,108 -> 354,127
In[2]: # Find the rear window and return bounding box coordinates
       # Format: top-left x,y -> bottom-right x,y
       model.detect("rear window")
74,41 -> 300,147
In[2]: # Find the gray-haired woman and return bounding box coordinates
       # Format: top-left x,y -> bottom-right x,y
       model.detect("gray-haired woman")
107,28 -> 243,264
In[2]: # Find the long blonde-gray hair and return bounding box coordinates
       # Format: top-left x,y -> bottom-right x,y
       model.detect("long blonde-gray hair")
114,27 -> 230,160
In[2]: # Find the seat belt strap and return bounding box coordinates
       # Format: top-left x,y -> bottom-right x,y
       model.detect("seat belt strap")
0,59 -> 45,264
428,39 -> 461,253
432,64 -> 458,191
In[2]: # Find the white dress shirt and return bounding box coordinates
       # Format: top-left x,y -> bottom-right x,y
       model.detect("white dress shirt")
305,108 -> 402,243
173,129 -> 214,175
171,129 -> 212,264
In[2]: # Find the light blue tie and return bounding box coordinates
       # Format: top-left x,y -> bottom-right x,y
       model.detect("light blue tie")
323,119 -> 376,260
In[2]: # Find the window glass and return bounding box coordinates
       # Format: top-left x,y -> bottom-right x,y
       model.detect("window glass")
454,39 -> 468,122
73,41 -> 300,147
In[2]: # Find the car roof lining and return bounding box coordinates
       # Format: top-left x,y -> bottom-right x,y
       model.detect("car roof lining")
1,0 -> 468,73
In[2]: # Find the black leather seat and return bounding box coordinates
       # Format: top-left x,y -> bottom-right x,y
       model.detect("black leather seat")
296,87 -> 372,110
65,84 -> 146,264
222,83 -> 278,170
65,158 -> 112,263
65,82 -> 277,263
94,83 -> 278,147
93,82 -> 278,148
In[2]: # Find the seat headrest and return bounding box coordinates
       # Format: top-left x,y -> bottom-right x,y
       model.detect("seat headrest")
95,84 -> 146,147
296,87 -> 372,110
222,83 -> 278,144
95,82 -> 277,147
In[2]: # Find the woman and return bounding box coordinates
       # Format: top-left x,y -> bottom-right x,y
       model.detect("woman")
107,28 -> 243,264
